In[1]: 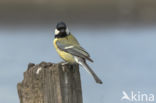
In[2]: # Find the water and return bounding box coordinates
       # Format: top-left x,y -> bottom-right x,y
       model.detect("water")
0,26 -> 156,103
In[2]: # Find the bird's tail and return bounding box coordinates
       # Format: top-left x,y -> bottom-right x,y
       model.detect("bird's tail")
79,60 -> 103,84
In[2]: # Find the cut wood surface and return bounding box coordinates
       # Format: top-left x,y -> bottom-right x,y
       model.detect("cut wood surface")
17,62 -> 83,103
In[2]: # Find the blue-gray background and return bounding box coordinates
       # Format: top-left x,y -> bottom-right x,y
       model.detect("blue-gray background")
0,0 -> 156,103
0,26 -> 156,103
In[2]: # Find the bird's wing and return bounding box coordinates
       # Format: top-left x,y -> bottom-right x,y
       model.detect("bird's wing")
56,41 -> 93,62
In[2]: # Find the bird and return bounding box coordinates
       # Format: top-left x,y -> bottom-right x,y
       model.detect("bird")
53,21 -> 102,84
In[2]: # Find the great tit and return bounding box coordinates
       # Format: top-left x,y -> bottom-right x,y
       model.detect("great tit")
53,22 -> 102,84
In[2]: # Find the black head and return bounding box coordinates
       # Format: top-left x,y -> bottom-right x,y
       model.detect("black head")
56,22 -> 67,30
55,22 -> 69,38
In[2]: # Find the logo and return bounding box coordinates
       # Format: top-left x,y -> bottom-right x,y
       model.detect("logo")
121,91 -> 154,102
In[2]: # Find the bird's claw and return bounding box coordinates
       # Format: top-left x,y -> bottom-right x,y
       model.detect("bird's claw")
61,62 -> 69,66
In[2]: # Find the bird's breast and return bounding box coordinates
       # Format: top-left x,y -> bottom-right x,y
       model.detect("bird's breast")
53,38 -> 76,63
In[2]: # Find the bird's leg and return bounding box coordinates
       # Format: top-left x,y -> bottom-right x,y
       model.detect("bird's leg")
61,61 -> 69,66
61,61 -> 69,72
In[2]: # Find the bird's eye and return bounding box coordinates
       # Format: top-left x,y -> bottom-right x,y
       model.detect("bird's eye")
58,27 -> 64,30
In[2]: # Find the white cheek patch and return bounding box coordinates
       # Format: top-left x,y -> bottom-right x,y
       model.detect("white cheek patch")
66,28 -> 70,34
55,29 -> 60,35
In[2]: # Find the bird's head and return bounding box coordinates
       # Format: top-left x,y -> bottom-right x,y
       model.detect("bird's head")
54,22 -> 70,38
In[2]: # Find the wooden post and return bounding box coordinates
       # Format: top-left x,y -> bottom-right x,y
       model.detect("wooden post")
17,62 -> 83,103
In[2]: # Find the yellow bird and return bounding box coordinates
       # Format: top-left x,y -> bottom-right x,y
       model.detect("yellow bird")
53,22 -> 102,84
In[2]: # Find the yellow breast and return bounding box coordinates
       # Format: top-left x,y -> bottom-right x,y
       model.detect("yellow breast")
53,34 -> 79,63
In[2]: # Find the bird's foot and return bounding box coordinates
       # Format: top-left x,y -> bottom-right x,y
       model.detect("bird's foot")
61,62 -> 69,72
61,62 -> 69,66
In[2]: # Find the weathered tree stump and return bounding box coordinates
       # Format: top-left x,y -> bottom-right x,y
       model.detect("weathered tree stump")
17,62 -> 83,103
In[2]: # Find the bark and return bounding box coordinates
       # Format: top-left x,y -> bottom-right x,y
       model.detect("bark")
17,62 -> 83,103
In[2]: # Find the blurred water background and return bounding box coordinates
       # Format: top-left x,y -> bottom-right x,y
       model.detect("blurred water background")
0,0 -> 156,103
